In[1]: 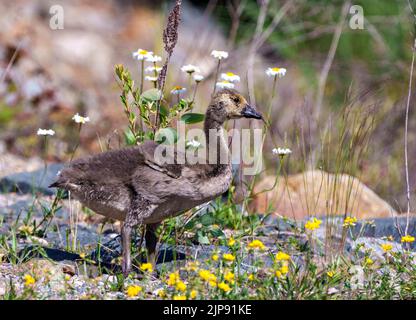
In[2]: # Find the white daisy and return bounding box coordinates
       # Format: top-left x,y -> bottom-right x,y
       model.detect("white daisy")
181,64 -> 200,74
266,67 -> 287,78
145,54 -> 162,63
216,80 -> 234,89
193,74 -> 204,82
145,66 -> 162,74
132,49 -> 153,60
171,86 -> 187,95
37,128 -> 55,136
211,50 -> 229,60
272,147 -> 292,156
220,72 -> 240,83
186,139 -> 202,149
72,113 -> 90,124
145,76 -> 158,82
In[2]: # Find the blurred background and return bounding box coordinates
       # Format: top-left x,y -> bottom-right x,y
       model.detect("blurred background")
0,0 -> 414,212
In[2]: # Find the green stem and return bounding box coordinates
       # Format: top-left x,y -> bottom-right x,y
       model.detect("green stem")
188,73 -> 193,91
212,60 -> 221,96
153,62 -> 158,89
140,60 -> 144,94
191,82 -> 199,104
70,123 -> 83,161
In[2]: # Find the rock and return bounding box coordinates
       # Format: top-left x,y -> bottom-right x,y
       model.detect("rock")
251,170 -> 397,220
349,237 -> 415,261
351,217 -> 416,248
0,153 -> 43,178
89,234 -> 187,271
0,163 -> 63,195
19,246 -> 81,262
21,259 -> 68,293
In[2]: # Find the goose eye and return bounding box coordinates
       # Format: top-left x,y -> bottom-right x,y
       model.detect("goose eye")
232,97 -> 240,103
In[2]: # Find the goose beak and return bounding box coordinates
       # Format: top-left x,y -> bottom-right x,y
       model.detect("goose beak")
241,104 -> 262,119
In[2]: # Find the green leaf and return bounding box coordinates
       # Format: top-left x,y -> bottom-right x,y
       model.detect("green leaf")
209,227 -> 225,238
141,88 -> 163,102
115,64 -> 124,79
181,113 -> 205,124
200,213 -> 215,226
197,232 -> 210,245
128,112 -> 136,122
159,104 -> 168,117
124,130 -> 137,145
154,127 -> 178,144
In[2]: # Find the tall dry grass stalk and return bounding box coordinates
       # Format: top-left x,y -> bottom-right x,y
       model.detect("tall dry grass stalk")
155,0 -> 182,132
293,92 -> 377,258
404,0 -> 416,235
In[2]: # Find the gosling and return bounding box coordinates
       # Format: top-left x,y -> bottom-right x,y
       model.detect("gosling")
50,89 -> 262,275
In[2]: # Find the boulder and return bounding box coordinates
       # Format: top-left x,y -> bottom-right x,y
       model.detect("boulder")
0,163 -> 63,195
251,170 -> 397,220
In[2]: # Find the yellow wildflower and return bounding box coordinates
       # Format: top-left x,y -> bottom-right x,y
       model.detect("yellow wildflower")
18,225 -> 34,235
167,272 -> 180,286
173,295 -> 187,300
176,280 -> 187,292
343,216 -> 357,227
211,254 -> 219,261
209,280 -> 217,287
247,274 -> 254,281
247,239 -> 266,250
79,252 -> 86,259
185,261 -> 200,272
224,271 -> 235,283
140,263 -> 153,273
381,243 -> 393,252
326,271 -> 335,278
157,289 -> 166,298
23,274 -> 35,287
223,253 -> 235,262
199,269 -> 217,282
126,285 -> 142,298
275,251 -> 291,261
190,290 -> 198,299
401,235 -> 415,243
280,264 -> 289,275
365,258 -> 374,266
218,282 -> 231,292
275,264 -> 289,278
228,237 -> 236,246
305,217 -> 322,231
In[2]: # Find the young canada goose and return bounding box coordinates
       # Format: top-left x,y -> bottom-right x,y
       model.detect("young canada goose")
50,89 -> 262,275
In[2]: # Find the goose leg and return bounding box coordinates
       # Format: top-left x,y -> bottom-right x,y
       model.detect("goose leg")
145,223 -> 159,271
121,222 -> 132,277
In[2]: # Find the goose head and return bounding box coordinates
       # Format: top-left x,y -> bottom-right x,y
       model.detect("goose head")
207,89 -> 262,124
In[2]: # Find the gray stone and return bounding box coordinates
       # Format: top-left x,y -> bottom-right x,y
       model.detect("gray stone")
351,217 -> 416,249
0,163 -> 64,195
